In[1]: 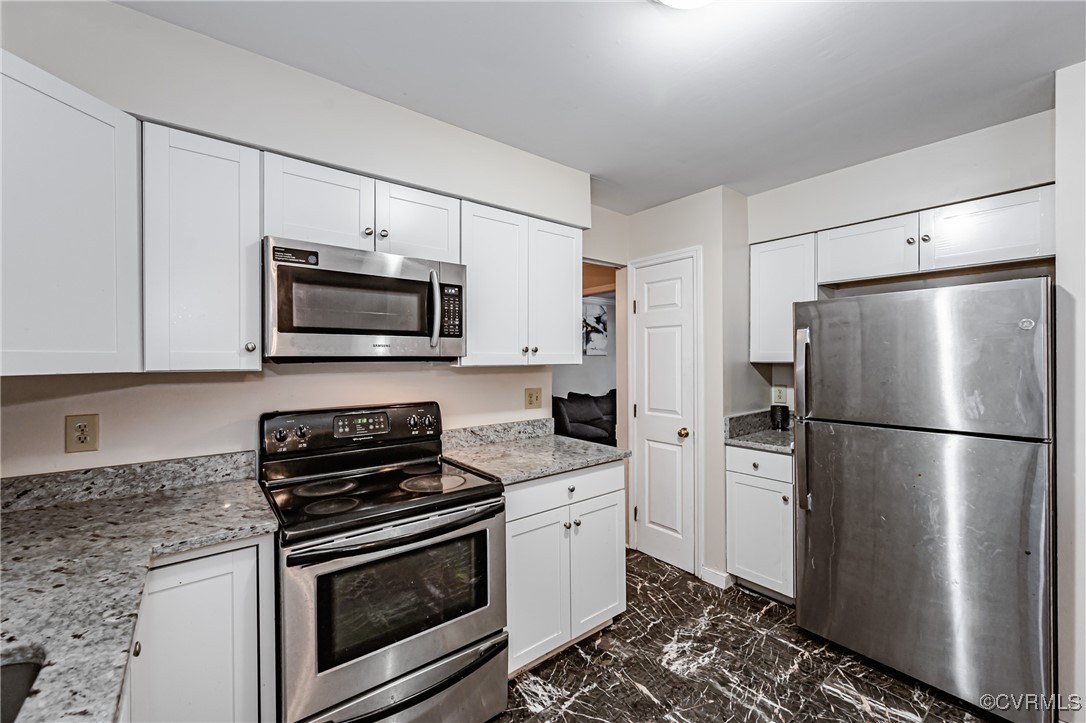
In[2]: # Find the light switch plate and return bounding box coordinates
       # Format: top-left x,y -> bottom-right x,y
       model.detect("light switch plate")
65,414 -> 99,453
771,386 -> 787,405
525,388 -> 542,409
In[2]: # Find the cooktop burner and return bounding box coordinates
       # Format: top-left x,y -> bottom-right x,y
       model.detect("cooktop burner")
400,473 -> 466,493
402,463 -> 442,475
303,497 -> 361,516
294,479 -> 361,498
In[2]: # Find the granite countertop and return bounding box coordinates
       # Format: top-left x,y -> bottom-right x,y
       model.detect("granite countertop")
0,476 -> 278,723
444,435 -> 631,485
726,428 -> 794,455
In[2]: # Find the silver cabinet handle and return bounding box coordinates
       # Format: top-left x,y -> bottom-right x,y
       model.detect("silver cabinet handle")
133,641 -> 142,657
573,519 -> 582,527
921,234 -> 931,243
782,495 -> 790,504
906,237 -> 916,245
563,522 -> 572,530
752,462 -> 760,470
364,227 -> 374,236
244,342 -> 256,352
568,485 -> 576,492
531,346 -> 539,354
521,346 -> 529,354
379,229 -> 389,238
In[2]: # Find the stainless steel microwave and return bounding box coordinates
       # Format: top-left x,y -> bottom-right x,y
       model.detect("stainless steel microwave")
263,237 -> 465,361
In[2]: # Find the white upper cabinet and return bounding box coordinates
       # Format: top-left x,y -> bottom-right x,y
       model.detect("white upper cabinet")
750,234 -> 816,363
816,212 -> 920,284
263,153 -> 376,250
1,51 -> 141,376
375,181 -> 461,263
526,219 -> 583,365
143,125 -> 261,371
918,186 -> 1055,271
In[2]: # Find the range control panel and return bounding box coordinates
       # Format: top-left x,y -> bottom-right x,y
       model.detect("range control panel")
440,284 -> 463,338
261,402 -> 442,455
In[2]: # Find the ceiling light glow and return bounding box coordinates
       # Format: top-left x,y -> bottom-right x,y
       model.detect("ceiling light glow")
655,0 -> 713,9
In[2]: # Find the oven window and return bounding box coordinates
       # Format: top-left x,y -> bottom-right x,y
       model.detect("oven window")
315,531 -> 488,672
278,266 -> 430,336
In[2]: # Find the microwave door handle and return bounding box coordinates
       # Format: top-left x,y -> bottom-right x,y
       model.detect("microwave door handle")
429,269 -> 441,348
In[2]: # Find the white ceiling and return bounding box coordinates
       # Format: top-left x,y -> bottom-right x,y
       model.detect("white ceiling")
122,1 -> 1085,215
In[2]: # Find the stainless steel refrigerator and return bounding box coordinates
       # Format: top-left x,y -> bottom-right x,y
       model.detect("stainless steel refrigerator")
793,277 -> 1054,723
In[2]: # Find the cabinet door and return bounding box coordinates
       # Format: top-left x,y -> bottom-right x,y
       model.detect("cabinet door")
569,490 -> 627,638
750,234 -> 816,363
817,213 -> 919,284
918,186 -> 1055,271
506,506 -> 571,673
527,218 -> 583,365
129,547 -> 259,722
143,125 -> 261,371
459,202 -> 530,366
726,471 -> 794,597
1,51 -> 141,375
374,181 -> 461,263
262,153 -> 375,250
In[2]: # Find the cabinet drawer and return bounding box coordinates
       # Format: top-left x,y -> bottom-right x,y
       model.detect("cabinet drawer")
725,446 -> 792,484
504,462 -> 624,522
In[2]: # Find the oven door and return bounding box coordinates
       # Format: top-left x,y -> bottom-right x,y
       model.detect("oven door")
264,237 -> 466,360
280,498 -> 506,723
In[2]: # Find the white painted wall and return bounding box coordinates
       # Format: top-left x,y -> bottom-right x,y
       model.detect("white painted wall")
0,1 -> 590,228
748,111 -> 1056,243
0,364 -> 552,477
584,205 -> 632,265
552,301 -> 617,398
1054,61 -> 1085,723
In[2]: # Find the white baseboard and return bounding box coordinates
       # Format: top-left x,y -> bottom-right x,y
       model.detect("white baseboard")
700,567 -> 734,590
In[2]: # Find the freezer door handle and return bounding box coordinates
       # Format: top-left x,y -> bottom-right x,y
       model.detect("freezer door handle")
795,327 -> 810,420
795,420 -> 809,510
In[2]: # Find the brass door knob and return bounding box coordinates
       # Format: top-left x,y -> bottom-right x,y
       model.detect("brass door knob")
677,427 -> 690,438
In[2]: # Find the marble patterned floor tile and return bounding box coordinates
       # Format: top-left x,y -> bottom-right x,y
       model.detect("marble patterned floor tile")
922,694 -> 1003,723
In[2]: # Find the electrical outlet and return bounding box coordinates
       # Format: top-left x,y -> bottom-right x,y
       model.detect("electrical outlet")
772,386 -> 787,405
65,414 -> 99,453
524,387 -> 542,409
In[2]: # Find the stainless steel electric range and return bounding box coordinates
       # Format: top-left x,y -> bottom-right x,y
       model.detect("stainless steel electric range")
258,402 -> 508,723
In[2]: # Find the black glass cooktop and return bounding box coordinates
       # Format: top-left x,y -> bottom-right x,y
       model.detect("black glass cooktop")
266,459 -> 502,542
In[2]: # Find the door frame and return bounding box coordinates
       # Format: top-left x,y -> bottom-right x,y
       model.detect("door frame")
625,246 -> 704,578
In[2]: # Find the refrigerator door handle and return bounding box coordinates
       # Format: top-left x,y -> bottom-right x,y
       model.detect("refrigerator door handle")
795,327 -> 810,420
795,420 -> 809,510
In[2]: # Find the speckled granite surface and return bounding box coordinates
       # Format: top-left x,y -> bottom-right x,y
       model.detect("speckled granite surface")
723,409 -> 774,438
727,429 -> 794,455
1,451 -> 256,512
443,434 -> 629,485
0,477 -> 277,723
442,418 -> 554,449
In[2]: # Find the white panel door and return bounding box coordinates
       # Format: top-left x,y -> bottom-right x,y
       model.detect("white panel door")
633,257 -> 696,573
1,50 -> 141,375
527,218 -> 582,365
749,234 -> 816,363
374,181 -> 461,263
726,471 -> 794,597
459,202 -> 529,366
816,212 -> 920,283
569,490 -> 626,638
918,186 -> 1055,271
129,547 -> 259,722
262,153 -> 375,250
506,506 -> 572,673
143,125 -> 261,371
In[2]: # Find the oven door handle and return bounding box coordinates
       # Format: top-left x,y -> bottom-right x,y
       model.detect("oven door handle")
286,501 -> 503,567
429,269 -> 441,348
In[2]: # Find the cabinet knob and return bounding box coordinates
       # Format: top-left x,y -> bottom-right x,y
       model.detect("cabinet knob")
677,427 -> 690,439
573,519 -> 582,527
379,229 -> 389,238
245,342 -> 257,352
531,346 -> 539,354
921,234 -> 932,243
563,522 -> 572,530
522,346 -> 529,354
568,485 -> 576,492
364,227 -> 374,236
906,237 -> 917,245
752,461 -> 760,470
133,641 -> 142,657
782,495 -> 790,504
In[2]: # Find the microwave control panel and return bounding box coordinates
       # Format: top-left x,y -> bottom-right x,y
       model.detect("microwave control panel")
440,284 -> 463,338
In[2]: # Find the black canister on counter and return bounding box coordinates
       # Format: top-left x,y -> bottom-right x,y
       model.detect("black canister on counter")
770,404 -> 789,431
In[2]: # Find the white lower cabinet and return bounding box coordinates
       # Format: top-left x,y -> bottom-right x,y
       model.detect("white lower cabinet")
121,537 -> 275,722
505,463 -> 626,674
725,448 -> 794,598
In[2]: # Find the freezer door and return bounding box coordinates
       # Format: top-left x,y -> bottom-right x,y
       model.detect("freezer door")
794,277 -> 1050,439
795,421 -> 1053,723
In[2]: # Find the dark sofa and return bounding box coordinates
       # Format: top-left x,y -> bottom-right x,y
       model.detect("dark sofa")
553,389 -> 617,447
